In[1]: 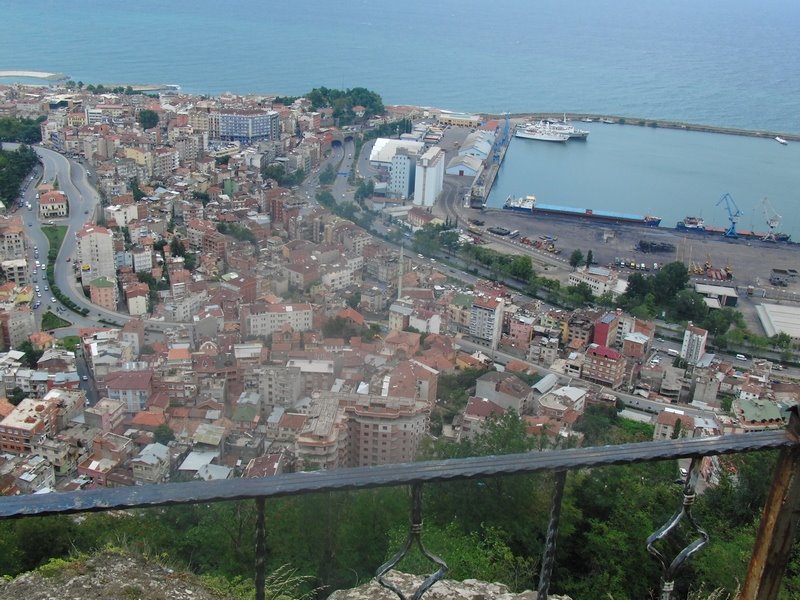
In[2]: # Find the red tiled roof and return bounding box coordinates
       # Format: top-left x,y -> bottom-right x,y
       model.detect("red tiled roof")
465,397 -> 505,419
587,345 -> 621,360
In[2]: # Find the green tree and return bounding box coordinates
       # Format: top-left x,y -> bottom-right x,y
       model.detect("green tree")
569,249 -> 584,269
0,117 -> 45,143
566,281 -> 594,305
623,272 -> 651,304
7,386 -> 26,406
673,289 -> 709,322
137,109 -> 159,130
131,179 -> 145,202
192,191 -> 211,206
318,163 -> 336,185
507,255 -> 533,281
154,423 -> 175,445
652,261 -> 689,299
16,340 -> 43,369
585,249 -> 593,267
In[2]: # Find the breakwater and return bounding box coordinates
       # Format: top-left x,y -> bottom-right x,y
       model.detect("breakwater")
490,113 -> 800,142
0,70 -> 68,81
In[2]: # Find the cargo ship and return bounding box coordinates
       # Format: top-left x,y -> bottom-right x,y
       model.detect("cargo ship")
504,195 -> 661,227
675,215 -> 791,242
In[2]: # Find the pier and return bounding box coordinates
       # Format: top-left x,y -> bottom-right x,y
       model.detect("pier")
491,112 -> 800,143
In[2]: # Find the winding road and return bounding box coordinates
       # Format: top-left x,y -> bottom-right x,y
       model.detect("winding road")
10,144 -> 190,335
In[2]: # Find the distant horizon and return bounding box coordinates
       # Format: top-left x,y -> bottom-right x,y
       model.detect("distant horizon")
2,0 -> 799,132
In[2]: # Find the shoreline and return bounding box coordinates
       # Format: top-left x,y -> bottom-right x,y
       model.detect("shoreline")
1,72 -> 796,140
487,112 -> 800,142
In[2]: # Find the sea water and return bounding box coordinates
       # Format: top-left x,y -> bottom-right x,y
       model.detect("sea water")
488,124 -> 800,238
1,0 -> 798,231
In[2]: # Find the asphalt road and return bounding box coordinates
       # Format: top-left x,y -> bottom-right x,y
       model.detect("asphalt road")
8,144 -> 193,335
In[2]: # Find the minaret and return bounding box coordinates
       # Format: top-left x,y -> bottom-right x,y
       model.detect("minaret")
397,243 -> 404,300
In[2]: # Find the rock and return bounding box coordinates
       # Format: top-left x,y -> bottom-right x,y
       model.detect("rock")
326,571 -> 572,600
0,550 -> 235,600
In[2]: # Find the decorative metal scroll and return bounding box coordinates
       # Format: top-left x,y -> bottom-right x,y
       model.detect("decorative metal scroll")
376,482 -> 448,599
646,457 -> 709,600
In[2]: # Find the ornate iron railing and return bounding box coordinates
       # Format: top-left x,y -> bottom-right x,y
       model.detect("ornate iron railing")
0,410 -> 798,600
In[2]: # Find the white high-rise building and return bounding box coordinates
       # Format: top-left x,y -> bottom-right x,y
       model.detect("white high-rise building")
470,295 -> 504,349
77,225 -> 116,287
680,323 -> 708,365
388,149 -> 417,199
413,147 -> 445,207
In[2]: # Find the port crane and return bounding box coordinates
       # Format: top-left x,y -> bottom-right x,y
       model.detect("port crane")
760,197 -> 781,242
716,192 -> 743,238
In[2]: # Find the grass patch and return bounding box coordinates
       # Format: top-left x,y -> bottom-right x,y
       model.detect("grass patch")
41,225 -> 68,258
57,335 -> 80,351
41,310 -> 71,330
41,225 -> 89,317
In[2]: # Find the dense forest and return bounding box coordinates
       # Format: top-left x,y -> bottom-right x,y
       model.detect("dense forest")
0,116 -> 45,144
304,87 -> 384,125
0,144 -> 38,208
0,408 -> 795,599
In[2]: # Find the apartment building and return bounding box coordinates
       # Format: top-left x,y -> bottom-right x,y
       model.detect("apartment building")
77,224 -> 116,287
344,394 -> 429,467
582,344 -> 627,389
681,323 -> 708,365
241,303 -> 313,337
470,295 -> 504,349
217,109 -> 280,144
105,370 -> 153,413
89,276 -> 118,311
0,397 -> 59,454
0,217 -> 26,261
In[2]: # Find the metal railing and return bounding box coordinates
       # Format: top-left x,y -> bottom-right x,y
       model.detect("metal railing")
1,409 -> 799,600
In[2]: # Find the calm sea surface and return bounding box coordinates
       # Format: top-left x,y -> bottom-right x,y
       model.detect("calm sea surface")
2,0 -> 799,232
488,125 -> 800,238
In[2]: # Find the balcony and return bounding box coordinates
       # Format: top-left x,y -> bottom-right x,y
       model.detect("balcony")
0,410 -> 798,599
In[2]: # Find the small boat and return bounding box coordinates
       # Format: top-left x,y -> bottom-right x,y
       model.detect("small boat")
600,118 -> 615,124
775,136 -> 788,145
581,117 -> 593,123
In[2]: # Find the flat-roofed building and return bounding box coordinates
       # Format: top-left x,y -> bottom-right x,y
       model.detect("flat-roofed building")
1,259 -> 28,286
681,323 -> 708,365
694,283 -> 738,308
0,396 -> 59,454
470,295 -> 504,349
756,303 -> 800,343
582,344 -> 626,389
413,147 -> 445,206
368,138 -> 425,169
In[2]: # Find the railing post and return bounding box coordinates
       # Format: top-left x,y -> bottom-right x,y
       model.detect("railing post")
538,470 -> 567,600
740,407 -> 800,600
376,482 -> 448,600
255,496 -> 266,600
